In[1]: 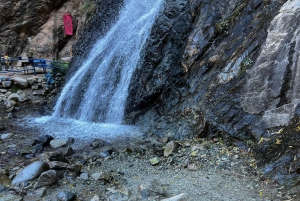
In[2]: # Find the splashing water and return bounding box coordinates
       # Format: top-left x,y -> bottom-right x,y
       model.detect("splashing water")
30,0 -> 164,140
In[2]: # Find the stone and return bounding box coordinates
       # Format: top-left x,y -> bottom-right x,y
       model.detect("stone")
164,141 -> 176,157
50,139 -> 68,149
2,81 -> 12,88
90,195 -> 100,201
20,146 -> 36,155
91,172 -> 102,180
35,170 -> 57,188
5,99 -> 17,108
149,157 -> 159,166
160,193 -> 188,201
80,173 -> 89,180
32,90 -> 45,96
0,194 -> 22,201
48,161 -> 82,172
12,77 -> 28,89
7,93 -> 22,102
0,173 -> 11,186
57,191 -> 76,201
11,161 -> 50,185
1,133 -> 12,140
0,89 -> 7,93
27,77 -> 38,85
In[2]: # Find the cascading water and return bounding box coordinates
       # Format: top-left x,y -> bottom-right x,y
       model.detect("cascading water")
31,0 -> 164,140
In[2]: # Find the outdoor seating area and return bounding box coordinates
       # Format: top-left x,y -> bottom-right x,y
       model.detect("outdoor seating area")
0,56 -> 69,76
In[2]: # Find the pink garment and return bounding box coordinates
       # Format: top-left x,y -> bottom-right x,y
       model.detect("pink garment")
63,14 -> 73,36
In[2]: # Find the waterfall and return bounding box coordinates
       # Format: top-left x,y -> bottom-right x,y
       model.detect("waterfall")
54,0 -> 164,124
31,0 -> 164,140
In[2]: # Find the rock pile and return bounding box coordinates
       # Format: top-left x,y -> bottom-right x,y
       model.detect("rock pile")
0,73 -> 65,113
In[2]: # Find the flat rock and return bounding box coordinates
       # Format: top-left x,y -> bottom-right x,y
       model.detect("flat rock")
1,133 -> 12,140
50,139 -> 68,149
11,161 -> 50,185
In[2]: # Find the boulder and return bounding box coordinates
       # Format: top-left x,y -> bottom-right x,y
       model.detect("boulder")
11,161 -> 50,185
7,93 -> 22,102
2,81 -> 12,88
11,77 -> 28,89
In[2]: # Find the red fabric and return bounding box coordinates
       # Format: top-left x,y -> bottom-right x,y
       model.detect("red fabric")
63,14 -> 73,36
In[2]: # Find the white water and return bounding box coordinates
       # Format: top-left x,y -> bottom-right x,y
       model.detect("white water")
30,0 -> 164,140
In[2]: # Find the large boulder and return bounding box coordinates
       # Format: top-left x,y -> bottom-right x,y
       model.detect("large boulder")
11,77 -> 28,89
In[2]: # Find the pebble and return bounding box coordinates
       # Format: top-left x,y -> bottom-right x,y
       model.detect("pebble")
80,173 -> 89,180
35,170 -> 57,188
91,172 -> 102,180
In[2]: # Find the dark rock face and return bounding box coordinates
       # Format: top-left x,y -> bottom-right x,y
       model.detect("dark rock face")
125,0 -> 286,140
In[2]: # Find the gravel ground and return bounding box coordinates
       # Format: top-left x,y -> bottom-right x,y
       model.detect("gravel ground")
0,104 -> 295,201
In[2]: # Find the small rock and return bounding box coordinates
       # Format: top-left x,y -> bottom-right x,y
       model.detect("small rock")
149,157 -> 159,166
138,185 -> 150,199
20,146 -> 36,155
2,81 -> 12,88
160,193 -> 188,201
90,195 -> 100,201
64,147 -> 74,156
164,141 -> 176,157
1,133 -> 12,140
80,173 -> 89,180
35,170 -> 57,188
91,172 -> 102,180
187,163 -> 198,171
48,161 -> 82,172
57,191 -> 76,201
0,89 -> 7,93
50,139 -> 68,149
11,161 -> 50,185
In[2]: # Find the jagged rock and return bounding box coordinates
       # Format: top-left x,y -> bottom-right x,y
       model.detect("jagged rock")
27,77 -> 38,86
50,139 -> 68,149
11,161 -> 50,185
57,191 -> 76,201
160,193 -> 188,201
11,77 -> 28,89
35,170 -> 57,188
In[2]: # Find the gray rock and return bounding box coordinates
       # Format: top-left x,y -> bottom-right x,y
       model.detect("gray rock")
91,172 -> 102,180
27,77 -> 38,85
0,193 -> 22,201
80,173 -> 89,180
50,139 -> 68,149
11,161 -> 50,185
0,89 -> 7,93
57,191 -> 76,201
160,193 -> 188,201
1,133 -> 12,140
2,81 -> 12,88
90,195 -> 100,201
12,77 -> 28,88
7,93 -> 22,102
35,170 -> 57,188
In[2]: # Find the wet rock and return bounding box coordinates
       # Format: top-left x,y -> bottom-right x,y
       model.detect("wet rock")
57,191 -> 76,201
35,170 -> 57,188
50,139 -> 68,149
0,173 -> 11,186
11,161 -> 50,185
161,193 -> 188,201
